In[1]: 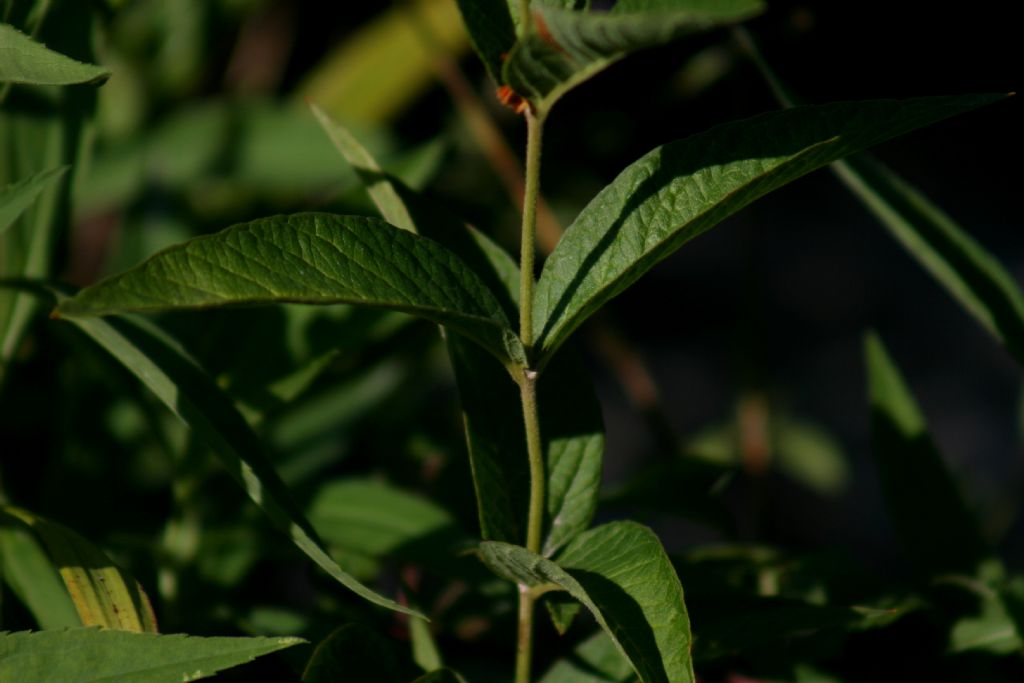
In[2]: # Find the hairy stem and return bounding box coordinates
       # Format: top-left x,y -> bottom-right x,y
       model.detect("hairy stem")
519,111 -> 544,352
515,107 -> 546,683
516,368 -> 544,683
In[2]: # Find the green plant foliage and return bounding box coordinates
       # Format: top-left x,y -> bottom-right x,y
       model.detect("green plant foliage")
836,156 -> 1024,366
0,24 -> 110,86
538,631 -> 634,683
481,521 -> 694,683
533,95 -> 1005,365
51,305 -> 421,617
0,526 -> 79,630
0,166 -> 67,235
302,624 -> 399,683
865,333 -> 992,577
57,213 -> 525,367
0,507 -> 158,632
504,0 -> 763,115
0,628 -> 304,682
412,669 -> 469,683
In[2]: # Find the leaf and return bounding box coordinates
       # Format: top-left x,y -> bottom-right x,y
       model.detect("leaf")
0,24 -> 110,86
533,95 -> 1007,365
865,333 -> 992,577
307,478 -> 468,566
55,213 -> 525,368
0,166 -> 67,235
412,670 -> 468,683
0,526 -> 79,629
539,630 -> 635,683
480,521 -> 694,683
0,628 -> 304,683
48,303 -> 421,617
410,615 -> 443,673
736,30 -> 1024,367
312,111 -> 604,554
835,155 -> 1024,366
454,0 -> 517,84
503,0 -> 763,115
0,507 -> 158,633
295,0 -> 469,123
302,624 -> 399,683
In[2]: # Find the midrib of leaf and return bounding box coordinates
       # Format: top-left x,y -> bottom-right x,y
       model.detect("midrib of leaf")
532,95 -> 1006,365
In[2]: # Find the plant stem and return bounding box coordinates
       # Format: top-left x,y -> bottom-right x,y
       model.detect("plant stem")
519,111 -> 544,352
515,107 -> 546,683
516,368 -> 544,683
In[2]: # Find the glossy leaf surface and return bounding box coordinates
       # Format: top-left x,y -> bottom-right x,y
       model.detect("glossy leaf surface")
534,95 -> 1005,364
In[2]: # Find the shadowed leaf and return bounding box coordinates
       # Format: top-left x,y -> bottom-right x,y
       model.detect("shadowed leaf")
534,95 -> 1007,365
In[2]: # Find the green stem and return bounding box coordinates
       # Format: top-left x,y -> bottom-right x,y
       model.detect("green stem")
519,111 -> 544,353
515,369 -> 544,683
514,106 -> 546,683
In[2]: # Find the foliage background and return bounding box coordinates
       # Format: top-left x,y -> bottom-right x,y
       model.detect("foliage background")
0,0 -> 1021,680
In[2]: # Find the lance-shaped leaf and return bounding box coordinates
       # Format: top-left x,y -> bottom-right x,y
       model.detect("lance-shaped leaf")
0,24 -> 110,86
480,521 -> 695,683
503,0 -> 763,115
836,156 -> 1024,366
533,95 -> 1006,364
0,166 -> 67,235
736,30 -> 1024,367
55,213 -> 525,367
0,628 -> 304,682
45,298 -> 421,617
312,110 -> 604,554
0,525 -> 79,629
0,507 -> 158,633
865,333 -> 992,577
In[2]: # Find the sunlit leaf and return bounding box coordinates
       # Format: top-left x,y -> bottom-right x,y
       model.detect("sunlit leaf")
480,521 -> 694,683
0,506 -> 158,633
534,95 -> 1006,365
0,525 -> 79,629
0,24 -> 109,86
0,628 -> 303,682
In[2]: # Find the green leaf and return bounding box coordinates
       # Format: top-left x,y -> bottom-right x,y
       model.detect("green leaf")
307,478 -> 468,566
303,624 -> 399,683
0,628 -> 303,682
539,630 -> 634,683
0,507 -> 158,633
56,213 -> 524,368
454,0 -> 517,84
835,155 -> 1024,366
480,521 -> 694,683
49,304 -> 421,617
412,670 -> 468,683
0,166 -> 67,235
533,95 -> 1007,364
865,333 -> 992,577
312,112 -> 604,554
503,0 -> 763,115
737,30 -> 1024,367
410,615 -> 443,673
0,24 -> 110,86
0,526 -> 79,629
